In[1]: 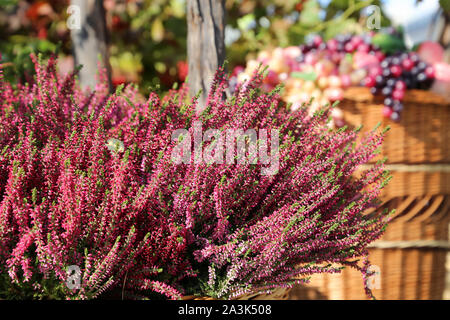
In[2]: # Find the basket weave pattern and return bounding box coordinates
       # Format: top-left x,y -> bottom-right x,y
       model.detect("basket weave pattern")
340,87 -> 450,164
289,88 -> 450,300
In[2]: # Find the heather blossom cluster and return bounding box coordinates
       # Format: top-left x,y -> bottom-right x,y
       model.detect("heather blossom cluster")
0,55 -> 391,300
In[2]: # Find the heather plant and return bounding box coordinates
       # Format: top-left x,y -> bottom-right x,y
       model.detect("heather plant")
0,55 -> 391,300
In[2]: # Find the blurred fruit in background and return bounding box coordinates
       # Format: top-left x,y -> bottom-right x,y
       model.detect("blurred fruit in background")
1,0 -> 449,100
0,0 -> 392,93
235,32 -> 384,125
236,28 -> 449,123
0,0 -> 187,92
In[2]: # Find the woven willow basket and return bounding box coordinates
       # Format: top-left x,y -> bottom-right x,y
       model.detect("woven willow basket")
340,87 -> 450,164
289,88 -> 450,300
354,166 -> 450,199
290,195 -> 450,300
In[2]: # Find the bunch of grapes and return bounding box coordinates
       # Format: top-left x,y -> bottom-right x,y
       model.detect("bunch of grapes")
234,33 -> 385,126
236,31 -> 436,123
363,52 -> 435,121
299,33 -> 384,61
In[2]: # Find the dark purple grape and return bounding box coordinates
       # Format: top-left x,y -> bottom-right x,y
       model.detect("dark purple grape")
304,44 -> 314,52
335,34 -> 346,43
400,52 -> 409,61
386,78 -> 396,88
417,61 -> 427,71
295,55 -> 305,63
401,71 -> 411,78
403,77 -> 412,88
411,66 -> 420,76
384,97 -> 394,107
393,101 -> 403,112
410,52 -> 420,63
382,68 -> 392,77
370,86 -> 381,95
391,57 -> 401,65
390,111 -> 400,122
417,72 -> 427,82
382,86 -> 393,96
318,42 -> 327,50
375,75 -> 385,87
363,34 -> 372,44
380,60 -> 390,69
425,78 -> 434,88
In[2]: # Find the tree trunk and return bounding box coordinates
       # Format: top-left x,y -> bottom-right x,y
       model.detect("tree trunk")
187,0 -> 226,112
70,0 -> 112,92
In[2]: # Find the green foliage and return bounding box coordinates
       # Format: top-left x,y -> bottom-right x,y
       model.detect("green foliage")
0,37 -> 58,85
0,0 -> 392,93
371,32 -> 407,54
0,267 -> 67,300
225,0 -> 391,65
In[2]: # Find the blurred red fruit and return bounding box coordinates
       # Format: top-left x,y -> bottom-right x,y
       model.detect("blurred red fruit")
353,52 -> 379,69
265,70 -> 279,85
340,74 -> 352,88
402,58 -> 414,71
312,35 -> 323,47
433,62 -> 450,82
177,61 -> 188,82
327,39 -> 338,51
112,75 -> 126,87
357,43 -> 370,53
295,1 -> 305,12
382,106 -> 393,118
363,76 -> 375,87
351,36 -> 363,47
344,42 -> 355,53
395,80 -> 406,91
37,27 -> 47,39
392,89 -> 404,101
417,41 -> 444,64
369,66 -> 382,77
232,66 -> 245,77
425,66 -> 435,78
374,51 -> 385,62
390,65 -> 402,77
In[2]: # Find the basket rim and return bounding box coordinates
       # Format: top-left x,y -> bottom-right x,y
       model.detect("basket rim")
342,87 -> 450,106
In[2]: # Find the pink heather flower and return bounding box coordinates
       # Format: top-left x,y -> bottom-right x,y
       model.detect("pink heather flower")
0,56 -> 391,300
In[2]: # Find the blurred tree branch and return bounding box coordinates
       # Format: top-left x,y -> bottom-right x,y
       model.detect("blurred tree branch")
71,0 -> 112,92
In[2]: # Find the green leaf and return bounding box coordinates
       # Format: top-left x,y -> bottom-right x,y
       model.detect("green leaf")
371,33 -> 406,54
237,14 -> 256,31
299,0 -> 321,27
0,0 -> 18,5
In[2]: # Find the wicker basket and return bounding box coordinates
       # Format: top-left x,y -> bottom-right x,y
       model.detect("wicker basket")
340,87 -> 450,164
289,88 -> 450,300
354,166 -> 450,199
289,195 -> 450,300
